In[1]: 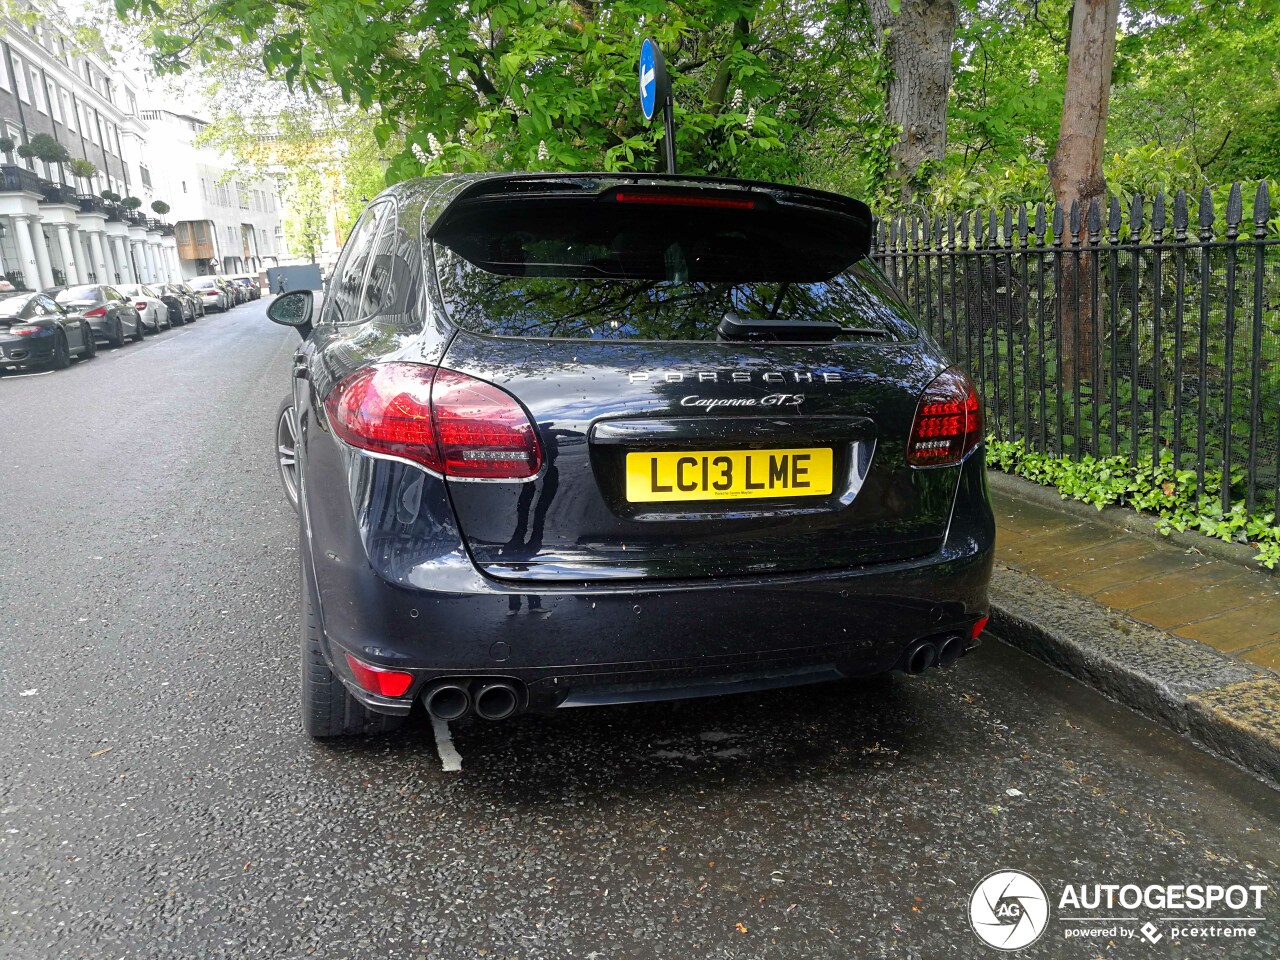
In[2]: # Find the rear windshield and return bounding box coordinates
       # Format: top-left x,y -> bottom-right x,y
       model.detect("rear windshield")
0,294 -> 33,317
191,279 -> 216,288
431,194 -> 916,342
57,286 -> 101,304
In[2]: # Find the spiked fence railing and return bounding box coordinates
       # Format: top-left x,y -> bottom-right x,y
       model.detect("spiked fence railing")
875,182 -> 1280,517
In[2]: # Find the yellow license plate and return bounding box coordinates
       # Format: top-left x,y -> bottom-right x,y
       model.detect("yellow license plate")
625,448 -> 834,503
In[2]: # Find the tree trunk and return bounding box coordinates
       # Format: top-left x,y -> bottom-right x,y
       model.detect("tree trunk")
866,0 -> 957,202
1049,0 -> 1120,398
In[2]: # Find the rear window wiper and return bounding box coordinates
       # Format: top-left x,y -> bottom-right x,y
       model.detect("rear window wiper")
717,312 -> 889,342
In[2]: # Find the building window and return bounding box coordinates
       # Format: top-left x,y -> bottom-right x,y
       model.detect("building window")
62,92 -> 74,130
181,180 -> 187,193
31,69 -> 46,113
140,164 -> 152,188
0,49 -> 9,92
13,56 -> 29,103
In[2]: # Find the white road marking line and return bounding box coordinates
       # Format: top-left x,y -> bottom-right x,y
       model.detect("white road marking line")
0,369 -> 54,379
431,716 -> 462,772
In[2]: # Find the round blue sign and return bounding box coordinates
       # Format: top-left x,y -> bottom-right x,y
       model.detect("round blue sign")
639,38 -> 660,121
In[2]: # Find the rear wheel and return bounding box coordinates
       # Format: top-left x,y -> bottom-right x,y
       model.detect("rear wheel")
108,321 -> 125,349
82,332 -> 97,360
49,333 -> 70,370
300,561 -> 404,739
132,317 -> 145,342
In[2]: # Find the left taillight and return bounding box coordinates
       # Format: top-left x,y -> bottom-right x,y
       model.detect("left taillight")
9,325 -> 42,336
83,306 -> 106,318
324,363 -> 542,479
344,653 -> 413,698
134,301 -> 147,310
906,366 -> 982,467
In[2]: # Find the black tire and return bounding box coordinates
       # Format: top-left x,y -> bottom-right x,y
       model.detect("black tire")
300,560 -> 404,739
108,321 -> 125,349
132,317 -> 145,342
83,332 -> 97,360
49,333 -> 70,370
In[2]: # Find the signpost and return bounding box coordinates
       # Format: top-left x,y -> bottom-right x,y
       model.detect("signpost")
639,37 -> 675,174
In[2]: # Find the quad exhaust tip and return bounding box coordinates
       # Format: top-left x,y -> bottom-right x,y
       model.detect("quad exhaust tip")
423,678 -> 524,721
424,682 -> 470,722
473,682 -> 519,721
896,633 -> 969,675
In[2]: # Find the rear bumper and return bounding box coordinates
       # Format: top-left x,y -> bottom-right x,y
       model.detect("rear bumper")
0,333 -> 55,366
302,441 -> 994,714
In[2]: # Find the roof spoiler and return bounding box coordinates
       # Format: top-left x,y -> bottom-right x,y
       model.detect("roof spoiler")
424,173 -> 873,238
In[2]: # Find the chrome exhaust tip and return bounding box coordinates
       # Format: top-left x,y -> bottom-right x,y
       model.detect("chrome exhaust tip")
473,682 -> 520,721
424,682 -> 471,721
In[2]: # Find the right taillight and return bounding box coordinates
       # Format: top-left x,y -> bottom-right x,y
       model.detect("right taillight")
906,365 -> 982,467
324,363 -> 542,479
84,306 -> 106,318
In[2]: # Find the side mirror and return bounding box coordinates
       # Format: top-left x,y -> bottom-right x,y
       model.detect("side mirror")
267,289 -> 313,337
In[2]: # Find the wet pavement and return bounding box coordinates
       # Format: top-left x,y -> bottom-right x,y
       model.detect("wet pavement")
1,303 -> 1277,959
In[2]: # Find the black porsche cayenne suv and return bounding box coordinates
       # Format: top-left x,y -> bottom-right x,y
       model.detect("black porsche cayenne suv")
268,173 -> 995,737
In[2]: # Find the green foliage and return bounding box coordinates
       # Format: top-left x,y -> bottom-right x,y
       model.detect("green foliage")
150,200 -> 171,215
68,158 -> 97,180
101,190 -> 120,202
25,133 -> 72,165
0,136 -> 14,154
121,196 -> 143,211
986,439 -> 1280,568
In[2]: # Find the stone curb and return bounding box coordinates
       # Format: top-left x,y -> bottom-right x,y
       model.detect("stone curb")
990,566 -> 1280,787
986,470 -> 1275,577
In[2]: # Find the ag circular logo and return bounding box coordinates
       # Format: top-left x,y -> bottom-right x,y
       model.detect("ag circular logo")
969,870 -> 1050,951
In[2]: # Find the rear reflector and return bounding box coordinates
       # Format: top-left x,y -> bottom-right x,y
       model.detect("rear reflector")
970,615 -> 989,639
613,190 -> 756,210
907,366 -> 982,466
344,653 -> 414,698
325,363 -> 542,479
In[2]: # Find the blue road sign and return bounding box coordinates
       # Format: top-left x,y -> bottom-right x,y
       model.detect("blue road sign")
639,38 -> 659,121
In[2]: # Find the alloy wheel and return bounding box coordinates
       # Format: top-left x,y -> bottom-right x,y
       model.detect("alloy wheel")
277,404 -> 300,511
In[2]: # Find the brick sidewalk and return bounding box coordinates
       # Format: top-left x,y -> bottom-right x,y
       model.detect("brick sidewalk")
993,488 -> 1280,671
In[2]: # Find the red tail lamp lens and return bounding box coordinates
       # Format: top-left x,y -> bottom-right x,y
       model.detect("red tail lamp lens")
134,301 -> 147,310
613,190 -> 756,210
84,306 -> 106,318
324,363 -> 541,479
344,653 -> 414,698
431,368 -> 542,479
970,615 -> 989,639
907,366 -> 982,466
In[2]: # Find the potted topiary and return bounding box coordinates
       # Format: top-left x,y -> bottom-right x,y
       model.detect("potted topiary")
101,189 -> 120,203
0,136 -> 14,159
68,158 -> 97,194
150,200 -> 171,216
121,196 -> 143,211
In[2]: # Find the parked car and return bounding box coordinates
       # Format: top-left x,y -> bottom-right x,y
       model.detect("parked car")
189,277 -> 231,312
0,291 -> 96,369
267,173 -> 995,738
172,282 -> 206,318
221,276 -> 247,305
118,283 -> 172,332
231,274 -> 262,301
51,284 -> 144,347
158,284 -> 197,324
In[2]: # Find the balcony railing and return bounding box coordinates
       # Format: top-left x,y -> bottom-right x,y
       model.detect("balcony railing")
1,164 -> 44,194
39,181 -> 78,205
75,194 -> 107,215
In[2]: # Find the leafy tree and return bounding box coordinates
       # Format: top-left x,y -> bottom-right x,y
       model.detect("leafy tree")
151,200 -> 171,215
122,196 -> 144,210
68,157 -> 97,192
116,0 -> 791,179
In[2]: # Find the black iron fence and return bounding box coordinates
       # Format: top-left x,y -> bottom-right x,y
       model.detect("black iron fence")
875,182 -> 1280,517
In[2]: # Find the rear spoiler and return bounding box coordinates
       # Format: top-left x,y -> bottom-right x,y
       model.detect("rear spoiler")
424,173 -> 873,239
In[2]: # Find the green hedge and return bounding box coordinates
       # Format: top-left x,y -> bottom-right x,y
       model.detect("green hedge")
985,438 -> 1280,569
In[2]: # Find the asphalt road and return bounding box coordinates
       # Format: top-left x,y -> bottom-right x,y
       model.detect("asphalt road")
1,300 -> 1277,960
